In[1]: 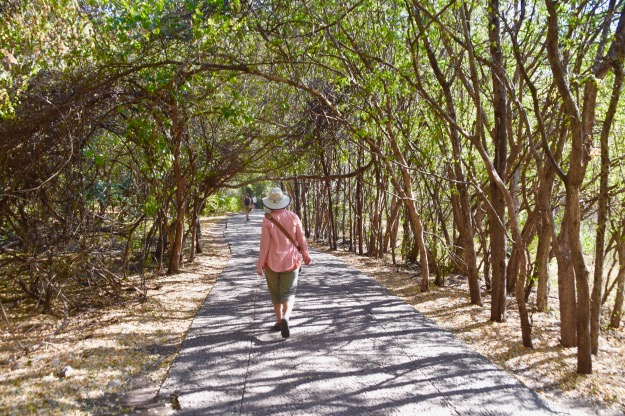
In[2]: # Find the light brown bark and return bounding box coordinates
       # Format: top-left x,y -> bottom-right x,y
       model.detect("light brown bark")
610,238 -> 625,328
592,62 -> 624,354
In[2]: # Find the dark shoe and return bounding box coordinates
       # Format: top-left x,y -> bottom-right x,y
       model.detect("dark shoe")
280,318 -> 290,338
271,322 -> 281,331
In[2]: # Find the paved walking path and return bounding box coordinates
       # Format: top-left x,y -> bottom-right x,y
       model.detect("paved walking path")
159,212 -> 566,415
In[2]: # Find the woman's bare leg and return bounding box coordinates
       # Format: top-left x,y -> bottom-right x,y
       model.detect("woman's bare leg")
282,298 -> 295,321
273,303 -> 282,324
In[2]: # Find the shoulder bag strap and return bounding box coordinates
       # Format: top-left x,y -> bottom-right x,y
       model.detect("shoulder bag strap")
265,213 -> 301,252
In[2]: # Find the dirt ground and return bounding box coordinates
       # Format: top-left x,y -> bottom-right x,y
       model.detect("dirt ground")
0,216 -> 230,415
1,216 -> 624,415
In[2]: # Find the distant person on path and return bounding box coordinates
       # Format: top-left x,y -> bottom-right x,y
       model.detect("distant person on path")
256,188 -> 311,338
251,195 -> 257,209
243,193 -> 252,221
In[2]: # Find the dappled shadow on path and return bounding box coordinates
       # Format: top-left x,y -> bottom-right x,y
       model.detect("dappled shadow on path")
159,212 -> 563,415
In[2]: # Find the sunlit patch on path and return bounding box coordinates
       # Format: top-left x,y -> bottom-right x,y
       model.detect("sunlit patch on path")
159,212 -> 564,415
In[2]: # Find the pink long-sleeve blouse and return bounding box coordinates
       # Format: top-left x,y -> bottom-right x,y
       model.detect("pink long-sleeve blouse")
256,209 -> 310,275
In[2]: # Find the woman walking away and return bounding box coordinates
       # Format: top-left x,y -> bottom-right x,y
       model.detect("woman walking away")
256,188 -> 311,338
243,193 -> 252,221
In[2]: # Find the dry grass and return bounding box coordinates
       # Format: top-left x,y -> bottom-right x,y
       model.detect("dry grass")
0,216 -> 230,415
317,244 -> 625,415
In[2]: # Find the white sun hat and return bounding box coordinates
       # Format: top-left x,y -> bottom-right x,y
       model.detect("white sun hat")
262,188 -> 291,210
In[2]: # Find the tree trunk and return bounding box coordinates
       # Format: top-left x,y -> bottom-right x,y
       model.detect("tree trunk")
592,63 -> 624,354
545,0 -> 625,374
489,0 -> 508,322
347,176 -> 352,251
570,187 -> 593,374
535,171 -> 555,312
534,217 -> 552,312
189,194 -> 200,262
368,157 -> 384,257
302,181 -> 310,238
554,223 -> 579,346
506,167 -> 522,295
610,237 -> 625,328
449,185 -> 467,276
341,177 -> 347,244
168,140 -> 185,274
383,195 -> 401,254
156,208 -> 168,268
474,206 -> 491,290
417,7 -> 479,304
321,154 -> 337,250
313,181 -> 321,241
377,139 -> 429,290
356,165 -> 364,255
165,96 -> 187,274
294,176 -> 301,219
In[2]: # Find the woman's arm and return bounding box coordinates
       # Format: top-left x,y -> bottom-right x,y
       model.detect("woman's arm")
295,216 -> 311,265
